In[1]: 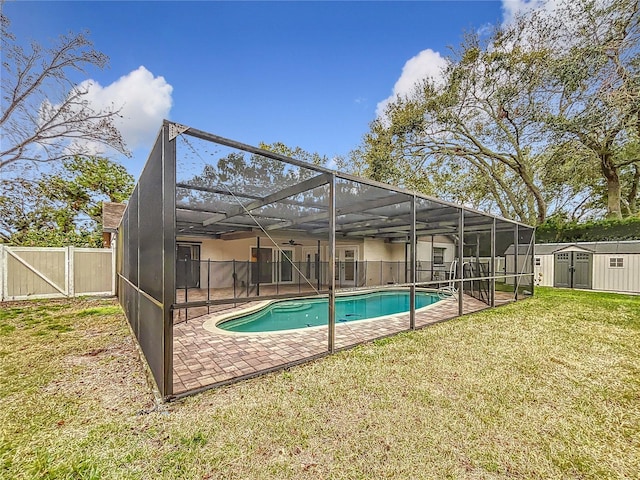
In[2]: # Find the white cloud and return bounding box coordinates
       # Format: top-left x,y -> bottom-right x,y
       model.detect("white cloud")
30,67 -> 171,163
501,0 -> 606,26
500,0 -> 615,54
80,66 -> 173,150
376,49 -> 447,118
501,0 -> 549,26
376,0 -> 613,121
325,156 -> 339,170
477,22 -> 495,37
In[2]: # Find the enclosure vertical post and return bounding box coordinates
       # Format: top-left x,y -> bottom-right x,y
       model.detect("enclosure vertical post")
111,238 -> 117,296
431,234 -> 436,282
490,217 -> 496,308
232,259 -> 236,299
317,239 -> 321,292
514,224 -> 519,301
410,195 -> 416,330
475,233 -> 480,300
162,121 -> 176,399
256,236 -> 260,297
183,258 -> 188,304
531,229 -> 536,297
458,208 -> 464,316
328,174 -> 336,353
0,245 -> 4,301
404,243 -> 408,284
207,259 -> 211,314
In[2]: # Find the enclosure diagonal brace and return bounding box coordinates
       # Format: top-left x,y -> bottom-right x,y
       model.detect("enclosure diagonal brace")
202,173 -> 330,226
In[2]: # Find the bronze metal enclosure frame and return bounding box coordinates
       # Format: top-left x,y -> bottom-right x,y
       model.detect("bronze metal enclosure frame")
117,121 -> 535,399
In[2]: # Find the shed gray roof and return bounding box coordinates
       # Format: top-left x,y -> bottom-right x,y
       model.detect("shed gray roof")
102,202 -> 127,233
534,241 -> 640,255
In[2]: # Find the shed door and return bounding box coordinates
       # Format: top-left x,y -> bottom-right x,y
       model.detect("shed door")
553,252 -> 592,289
573,252 -> 592,289
554,252 -> 571,288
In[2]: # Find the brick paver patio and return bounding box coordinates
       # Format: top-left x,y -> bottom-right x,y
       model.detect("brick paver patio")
172,290 -> 515,395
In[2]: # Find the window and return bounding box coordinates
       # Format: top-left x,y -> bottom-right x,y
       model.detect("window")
609,257 -> 624,268
535,257 -> 541,266
433,247 -> 445,265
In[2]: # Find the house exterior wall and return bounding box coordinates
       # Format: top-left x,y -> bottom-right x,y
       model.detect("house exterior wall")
361,238 -> 406,262
179,235 -> 462,289
362,238 -> 389,261
187,236 -> 458,264
389,243 -> 405,262
178,236 -> 371,288
415,236 -> 456,263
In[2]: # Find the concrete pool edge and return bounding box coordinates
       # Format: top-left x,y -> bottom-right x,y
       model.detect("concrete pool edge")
201,288 -> 454,336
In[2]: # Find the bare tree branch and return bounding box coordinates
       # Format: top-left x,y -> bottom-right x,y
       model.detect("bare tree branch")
0,11 -> 130,169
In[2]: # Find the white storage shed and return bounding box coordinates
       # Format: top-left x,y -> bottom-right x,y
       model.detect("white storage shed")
532,241 -> 640,293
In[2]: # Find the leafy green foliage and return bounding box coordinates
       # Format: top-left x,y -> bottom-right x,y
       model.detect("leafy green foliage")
537,216 -> 640,242
258,142 -> 330,168
177,143 -> 336,231
0,156 -> 134,246
535,0 -> 640,219
353,0 -> 639,225
359,33 -> 555,225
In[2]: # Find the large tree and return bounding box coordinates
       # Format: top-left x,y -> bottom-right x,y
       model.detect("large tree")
357,0 -> 639,224
0,156 -> 134,246
524,0 -> 640,219
0,11 -> 129,169
364,34 -> 554,225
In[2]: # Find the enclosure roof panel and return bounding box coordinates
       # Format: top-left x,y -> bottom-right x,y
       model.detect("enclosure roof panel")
164,121 -> 535,240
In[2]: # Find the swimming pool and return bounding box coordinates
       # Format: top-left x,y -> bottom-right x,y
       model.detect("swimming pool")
216,290 -> 442,333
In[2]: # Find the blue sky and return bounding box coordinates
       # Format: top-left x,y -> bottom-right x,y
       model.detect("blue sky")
5,1 -> 514,178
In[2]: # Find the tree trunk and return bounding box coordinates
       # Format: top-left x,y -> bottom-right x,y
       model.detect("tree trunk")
517,166 -> 547,225
627,164 -> 639,215
601,154 -> 622,219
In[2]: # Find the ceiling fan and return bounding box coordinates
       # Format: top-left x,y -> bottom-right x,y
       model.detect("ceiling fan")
281,239 -> 304,246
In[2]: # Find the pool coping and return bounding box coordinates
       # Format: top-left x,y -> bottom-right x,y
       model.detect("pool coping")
202,287 -> 453,336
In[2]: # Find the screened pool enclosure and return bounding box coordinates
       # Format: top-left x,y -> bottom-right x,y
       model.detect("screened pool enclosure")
117,121 -> 535,400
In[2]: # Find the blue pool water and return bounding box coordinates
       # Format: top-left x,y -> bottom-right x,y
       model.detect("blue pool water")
218,290 -> 441,333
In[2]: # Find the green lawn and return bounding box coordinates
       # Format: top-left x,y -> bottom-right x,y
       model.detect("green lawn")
1,288 -> 639,479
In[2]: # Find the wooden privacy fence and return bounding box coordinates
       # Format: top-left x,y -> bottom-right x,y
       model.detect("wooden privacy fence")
0,246 -> 114,301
